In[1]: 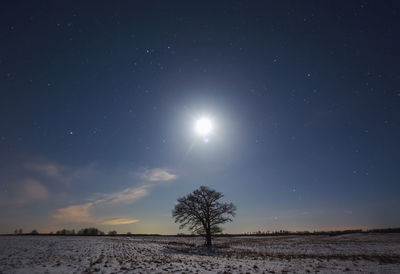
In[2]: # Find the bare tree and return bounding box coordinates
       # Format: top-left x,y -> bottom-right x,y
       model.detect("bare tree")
172,186 -> 236,247
108,230 -> 117,236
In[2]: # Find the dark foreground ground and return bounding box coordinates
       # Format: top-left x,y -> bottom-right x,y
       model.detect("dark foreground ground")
1,233 -> 400,273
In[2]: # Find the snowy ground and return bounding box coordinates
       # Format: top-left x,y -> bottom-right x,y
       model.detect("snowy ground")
0,233 -> 399,273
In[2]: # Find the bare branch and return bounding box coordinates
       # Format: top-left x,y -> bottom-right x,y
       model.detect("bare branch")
172,186 -> 236,246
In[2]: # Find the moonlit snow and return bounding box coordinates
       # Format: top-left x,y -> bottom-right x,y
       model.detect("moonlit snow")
1,233 -> 399,273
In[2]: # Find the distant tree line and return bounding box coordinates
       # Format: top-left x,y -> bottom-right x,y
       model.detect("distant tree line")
14,228 -> 23,235
11,227 -> 132,236
9,227 -> 400,236
53,228 -> 118,236
367,228 -> 400,233
238,229 -> 364,236
14,229 -> 38,235
175,228 -> 400,237
55,229 -> 75,235
222,227 -> 400,237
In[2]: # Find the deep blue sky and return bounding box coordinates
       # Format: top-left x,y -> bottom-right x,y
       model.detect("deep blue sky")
1,1 -> 399,234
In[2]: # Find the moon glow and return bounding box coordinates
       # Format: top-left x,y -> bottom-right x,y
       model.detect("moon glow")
195,118 -> 212,136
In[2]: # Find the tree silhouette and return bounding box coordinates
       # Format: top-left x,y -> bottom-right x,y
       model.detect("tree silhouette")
108,230 -> 117,236
172,186 -> 236,247
77,227 -> 104,236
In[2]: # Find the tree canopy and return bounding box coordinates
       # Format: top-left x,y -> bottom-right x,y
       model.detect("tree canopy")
172,186 -> 236,247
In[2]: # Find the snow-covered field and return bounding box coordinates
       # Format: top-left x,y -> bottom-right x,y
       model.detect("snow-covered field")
0,233 -> 399,273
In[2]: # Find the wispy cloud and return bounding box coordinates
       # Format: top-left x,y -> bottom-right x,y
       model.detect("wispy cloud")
20,179 -> 48,201
53,203 -> 139,225
94,185 -> 149,205
53,185 -> 148,224
0,179 -> 48,206
141,168 -> 177,182
25,162 -> 62,178
102,218 -> 139,225
24,161 -> 94,186
52,167 -> 178,225
53,202 -> 94,223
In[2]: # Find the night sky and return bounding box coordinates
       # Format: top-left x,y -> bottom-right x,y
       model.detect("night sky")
1,1 -> 400,234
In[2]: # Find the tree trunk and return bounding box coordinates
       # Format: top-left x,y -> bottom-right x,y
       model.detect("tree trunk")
205,231 -> 212,247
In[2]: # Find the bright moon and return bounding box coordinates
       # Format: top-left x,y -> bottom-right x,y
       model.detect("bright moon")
195,118 -> 212,135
